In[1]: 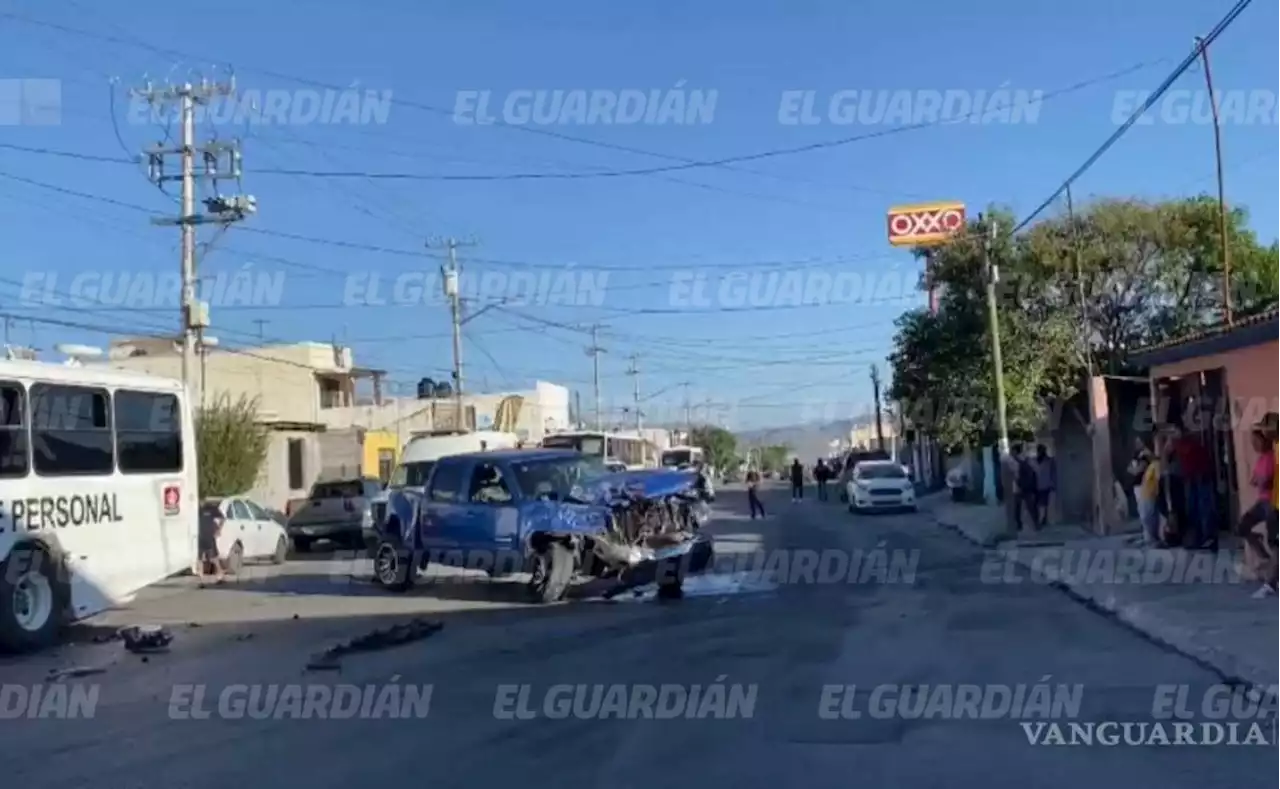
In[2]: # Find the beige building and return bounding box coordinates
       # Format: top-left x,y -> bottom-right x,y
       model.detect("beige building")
101,338 -> 571,509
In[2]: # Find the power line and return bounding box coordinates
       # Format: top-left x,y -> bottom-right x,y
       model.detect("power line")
1012,0 -> 1253,232
0,10 -> 1166,188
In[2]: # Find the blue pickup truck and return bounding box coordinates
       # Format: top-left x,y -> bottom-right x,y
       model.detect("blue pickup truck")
372,448 -> 712,602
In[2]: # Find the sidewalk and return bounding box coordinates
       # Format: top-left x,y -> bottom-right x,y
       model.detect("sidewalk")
926,498 -> 1278,689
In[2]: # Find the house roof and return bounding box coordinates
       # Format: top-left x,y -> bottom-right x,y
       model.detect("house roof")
1128,306 -> 1279,369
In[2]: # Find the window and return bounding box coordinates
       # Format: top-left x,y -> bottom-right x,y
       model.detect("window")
114,390 -> 183,473
244,500 -> 270,521
30,384 -> 113,476
0,382 -> 29,478
390,461 -> 435,488
287,439 -> 305,490
377,449 -> 395,484
511,456 -> 598,501
468,463 -> 513,504
229,499 -> 253,520
427,461 -> 464,502
310,480 -> 365,499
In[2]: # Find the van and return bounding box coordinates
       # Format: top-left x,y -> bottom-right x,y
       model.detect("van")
368,430 -> 519,542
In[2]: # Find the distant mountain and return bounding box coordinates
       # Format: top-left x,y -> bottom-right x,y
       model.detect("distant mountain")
736,416 -> 877,461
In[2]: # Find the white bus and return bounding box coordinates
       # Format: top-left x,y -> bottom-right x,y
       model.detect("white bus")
540,430 -> 651,470
660,445 -> 704,468
0,360 -> 197,651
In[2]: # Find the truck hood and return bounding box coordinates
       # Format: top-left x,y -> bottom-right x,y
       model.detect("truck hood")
584,468 -> 699,502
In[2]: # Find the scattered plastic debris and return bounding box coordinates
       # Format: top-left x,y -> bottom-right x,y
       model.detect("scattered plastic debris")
305,617 -> 443,672
118,625 -> 174,654
600,571 -> 779,603
47,665 -> 108,681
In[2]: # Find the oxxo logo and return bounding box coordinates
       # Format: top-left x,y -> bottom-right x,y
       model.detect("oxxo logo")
887,202 -> 966,247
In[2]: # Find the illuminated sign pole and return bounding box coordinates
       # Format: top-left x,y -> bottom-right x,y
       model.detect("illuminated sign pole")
886,201 -> 966,314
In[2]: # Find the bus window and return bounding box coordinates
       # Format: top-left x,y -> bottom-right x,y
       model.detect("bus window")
0,381 -> 28,478
30,384 -> 114,476
114,390 -> 183,473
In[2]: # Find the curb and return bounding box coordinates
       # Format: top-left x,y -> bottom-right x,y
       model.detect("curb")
932,513 -> 1276,694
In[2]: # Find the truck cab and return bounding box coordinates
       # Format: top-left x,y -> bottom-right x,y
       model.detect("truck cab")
375,449 -> 610,601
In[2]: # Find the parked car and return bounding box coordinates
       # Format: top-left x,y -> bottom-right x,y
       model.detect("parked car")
846,460 -> 917,513
838,449 -> 891,502
203,496 -> 289,573
374,448 -> 712,602
287,477 -> 383,552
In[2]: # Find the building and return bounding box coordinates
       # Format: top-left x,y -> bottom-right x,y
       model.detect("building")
1128,307 -> 1279,526
102,338 -> 572,509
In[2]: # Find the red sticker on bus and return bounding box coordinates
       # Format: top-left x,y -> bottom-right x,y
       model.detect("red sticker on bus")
163,485 -> 181,516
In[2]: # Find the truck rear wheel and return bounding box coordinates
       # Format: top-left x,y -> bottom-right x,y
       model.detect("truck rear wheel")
0,544 -> 67,653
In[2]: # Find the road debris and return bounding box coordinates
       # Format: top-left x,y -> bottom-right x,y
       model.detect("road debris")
305,617 -> 443,672
118,625 -> 174,654
47,665 -> 109,681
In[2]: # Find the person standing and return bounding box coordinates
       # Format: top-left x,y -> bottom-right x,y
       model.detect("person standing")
1237,423 -> 1277,597
790,458 -> 805,503
1034,444 -> 1056,527
1012,445 -> 1040,532
815,458 -> 830,501
1128,438 -> 1161,546
1173,424 -> 1216,550
746,468 -> 766,519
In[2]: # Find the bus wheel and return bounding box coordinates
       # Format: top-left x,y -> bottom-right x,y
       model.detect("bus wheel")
0,544 -> 66,652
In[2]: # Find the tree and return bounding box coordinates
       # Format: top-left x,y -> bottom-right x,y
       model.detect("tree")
197,394 -> 270,498
689,424 -> 737,472
755,444 -> 790,472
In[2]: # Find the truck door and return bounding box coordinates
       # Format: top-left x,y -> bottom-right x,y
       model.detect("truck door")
461,460 -> 519,551
419,458 -> 468,551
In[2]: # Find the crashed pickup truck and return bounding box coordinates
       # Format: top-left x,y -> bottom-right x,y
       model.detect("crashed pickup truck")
372,448 -> 713,602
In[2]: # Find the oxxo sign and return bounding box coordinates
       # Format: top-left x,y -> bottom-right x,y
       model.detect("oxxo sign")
886,202 -> 966,247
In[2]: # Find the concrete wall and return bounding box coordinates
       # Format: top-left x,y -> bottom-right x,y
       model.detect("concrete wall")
247,429 -> 323,511
363,430 -> 399,482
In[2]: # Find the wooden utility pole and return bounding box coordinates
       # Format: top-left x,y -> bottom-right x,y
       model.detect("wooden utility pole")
870,364 -> 886,452
1195,35 -> 1233,325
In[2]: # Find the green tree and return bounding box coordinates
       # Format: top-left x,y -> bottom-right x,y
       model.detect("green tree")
689,424 -> 737,472
197,394 -> 270,498
755,444 -> 790,472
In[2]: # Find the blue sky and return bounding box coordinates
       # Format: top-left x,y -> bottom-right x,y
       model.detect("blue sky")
0,0 -> 1275,430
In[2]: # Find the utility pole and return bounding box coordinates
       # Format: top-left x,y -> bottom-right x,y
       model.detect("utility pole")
253,318 -> 268,400
870,364 -> 886,452
626,354 -> 644,463
140,77 -> 255,410
429,237 -> 476,430
980,214 -> 1011,457
1195,36 -> 1233,325
682,383 -> 692,436
585,325 -> 605,430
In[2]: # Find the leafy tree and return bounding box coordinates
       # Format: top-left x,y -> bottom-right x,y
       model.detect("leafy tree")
197,394 -> 270,498
889,197 -> 1277,447
689,424 -> 737,472
755,444 -> 790,472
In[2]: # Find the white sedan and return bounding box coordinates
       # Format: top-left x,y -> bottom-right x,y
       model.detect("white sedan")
846,461 -> 917,513
204,496 -> 290,574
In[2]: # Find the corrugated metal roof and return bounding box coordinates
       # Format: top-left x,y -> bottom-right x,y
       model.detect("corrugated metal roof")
1128,305 -> 1278,368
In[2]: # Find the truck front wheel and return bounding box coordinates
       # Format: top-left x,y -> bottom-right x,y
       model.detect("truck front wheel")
528,541 -> 574,603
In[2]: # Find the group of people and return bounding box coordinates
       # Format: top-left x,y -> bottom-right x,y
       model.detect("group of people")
743,456 -> 844,518
1127,416 -> 1277,596
1009,443 -> 1057,531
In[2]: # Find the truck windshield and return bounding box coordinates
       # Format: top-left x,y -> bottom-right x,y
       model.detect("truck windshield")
389,461 -> 435,488
511,456 -> 603,500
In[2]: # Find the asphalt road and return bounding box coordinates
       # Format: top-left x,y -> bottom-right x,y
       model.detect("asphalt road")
1,482 -> 1272,787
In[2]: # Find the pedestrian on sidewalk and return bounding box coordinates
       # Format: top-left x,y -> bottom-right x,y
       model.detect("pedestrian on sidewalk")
197,501 -> 227,586
1172,423 -> 1217,551
1034,444 -> 1056,527
815,458 -> 830,501
746,468 -> 766,519
1012,444 -> 1040,532
1236,422 -> 1277,598
789,458 -> 805,503
1128,437 -> 1162,546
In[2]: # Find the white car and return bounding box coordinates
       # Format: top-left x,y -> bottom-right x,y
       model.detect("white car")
846,461 -> 917,513
204,496 -> 289,573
